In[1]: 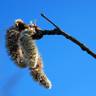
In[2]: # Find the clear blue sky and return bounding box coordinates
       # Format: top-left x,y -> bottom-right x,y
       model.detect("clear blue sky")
0,0 -> 96,96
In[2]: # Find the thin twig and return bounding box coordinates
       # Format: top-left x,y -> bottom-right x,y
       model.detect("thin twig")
34,13 -> 96,59
41,13 -> 60,29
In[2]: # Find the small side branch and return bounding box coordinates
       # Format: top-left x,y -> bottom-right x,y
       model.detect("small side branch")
33,13 -> 96,59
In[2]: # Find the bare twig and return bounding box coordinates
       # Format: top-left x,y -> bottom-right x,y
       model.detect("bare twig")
34,13 -> 96,59
41,13 -> 60,29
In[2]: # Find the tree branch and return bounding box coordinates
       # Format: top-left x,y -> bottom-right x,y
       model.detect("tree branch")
33,14 -> 96,59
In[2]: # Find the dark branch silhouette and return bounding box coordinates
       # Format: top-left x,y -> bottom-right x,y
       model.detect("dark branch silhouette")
33,13 -> 96,59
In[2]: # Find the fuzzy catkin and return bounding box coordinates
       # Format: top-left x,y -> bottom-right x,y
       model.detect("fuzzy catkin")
6,26 -> 27,68
6,24 -> 52,89
19,29 -> 39,68
19,29 -> 52,89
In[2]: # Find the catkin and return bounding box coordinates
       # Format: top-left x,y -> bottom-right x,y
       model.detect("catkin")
19,29 -> 52,89
19,29 -> 39,68
6,26 -> 27,68
6,21 -> 52,89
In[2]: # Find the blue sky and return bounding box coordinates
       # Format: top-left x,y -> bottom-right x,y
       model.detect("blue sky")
0,0 -> 96,96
